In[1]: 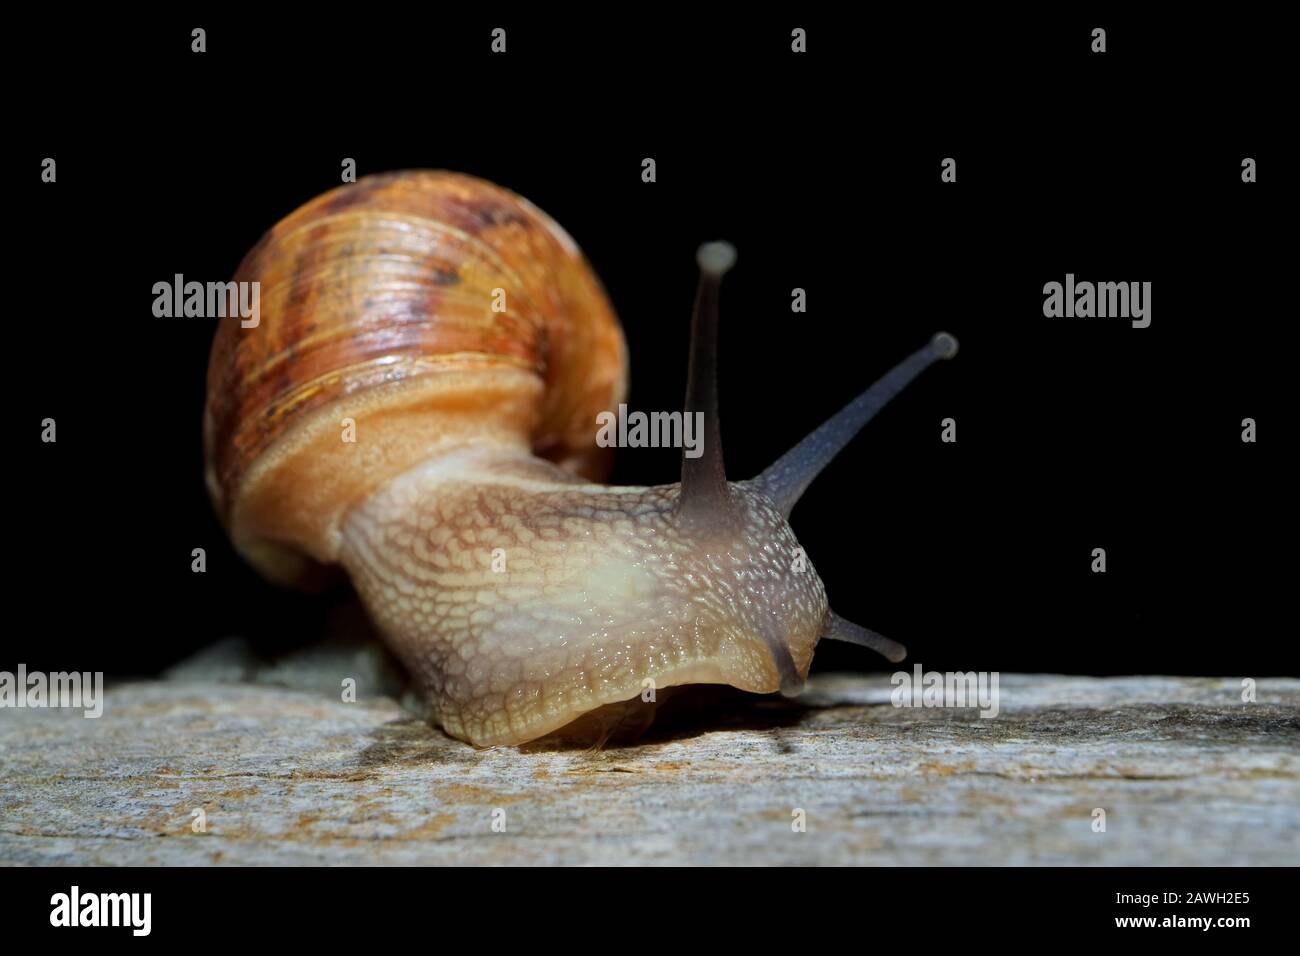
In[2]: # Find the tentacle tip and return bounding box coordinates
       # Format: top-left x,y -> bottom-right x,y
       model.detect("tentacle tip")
696,241 -> 737,276
885,646 -> 908,664
931,331 -> 959,359
779,677 -> 806,698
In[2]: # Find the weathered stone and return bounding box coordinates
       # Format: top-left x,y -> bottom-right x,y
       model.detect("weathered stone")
1,674 -> 1296,865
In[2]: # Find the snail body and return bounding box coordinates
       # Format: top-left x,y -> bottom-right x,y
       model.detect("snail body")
205,170 -> 956,747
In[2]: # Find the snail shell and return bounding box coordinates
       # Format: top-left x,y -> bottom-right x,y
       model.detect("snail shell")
204,171 -> 626,587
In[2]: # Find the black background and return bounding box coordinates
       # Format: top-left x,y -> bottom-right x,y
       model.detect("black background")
9,12 -> 1289,680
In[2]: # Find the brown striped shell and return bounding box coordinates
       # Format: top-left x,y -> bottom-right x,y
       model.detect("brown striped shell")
203,170 -> 627,587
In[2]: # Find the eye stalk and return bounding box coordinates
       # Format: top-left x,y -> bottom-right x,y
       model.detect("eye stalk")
753,330 -> 959,518
676,241 -> 738,528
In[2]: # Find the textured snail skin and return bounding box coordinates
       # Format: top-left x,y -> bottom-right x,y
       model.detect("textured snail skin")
340,447 -> 827,746
206,171 -> 950,748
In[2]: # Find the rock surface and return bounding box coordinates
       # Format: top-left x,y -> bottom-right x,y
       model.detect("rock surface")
2,673 -> 1297,865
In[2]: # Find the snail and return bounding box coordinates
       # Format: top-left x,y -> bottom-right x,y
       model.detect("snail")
204,170 -> 958,748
